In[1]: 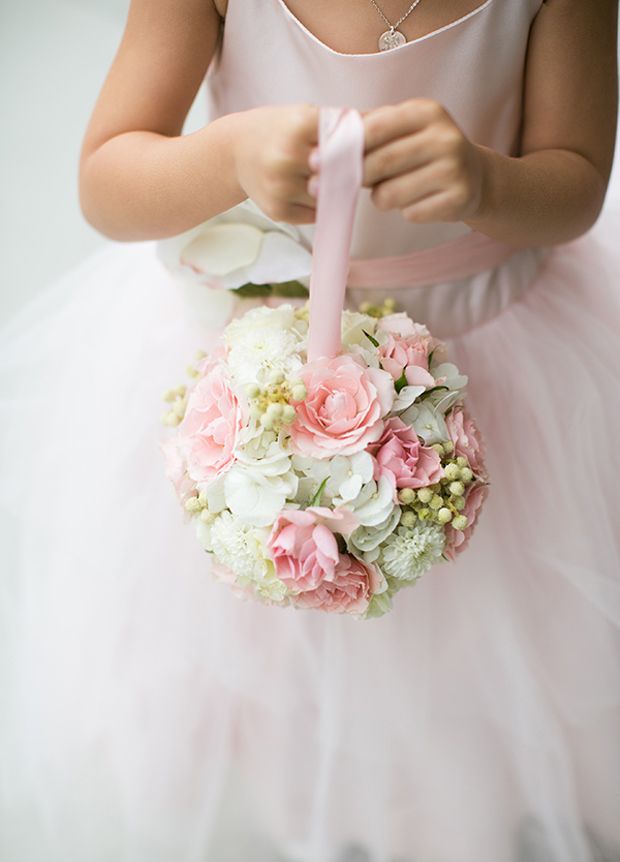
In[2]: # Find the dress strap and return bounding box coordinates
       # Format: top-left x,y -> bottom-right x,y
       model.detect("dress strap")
347,232 -> 519,289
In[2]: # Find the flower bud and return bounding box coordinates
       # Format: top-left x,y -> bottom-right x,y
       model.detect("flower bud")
291,384 -> 307,402
432,443 -> 444,455
245,382 -> 260,398
417,508 -> 431,521
452,514 -> 468,531
360,301 -> 372,313
281,404 -> 296,424
400,510 -> 416,528
429,494 -> 443,511
268,369 -> 285,385
260,413 -> 273,430
417,487 -> 433,504
267,402 -> 284,420
456,456 -> 468,468
184,496 -> 202,514
162,411 -> 181,426
397,488 -> 416,505
163,388 -> 177,403
383,297 -> 396,310
444,462 -> 461,481
443,440 -> 454,454
449,481 -> 465,497
460,467 -> 474,483
453,495 -> 466,511
437,507 -> 453,525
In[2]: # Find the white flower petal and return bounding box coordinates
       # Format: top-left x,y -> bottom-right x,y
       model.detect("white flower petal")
245,231 -> 313,285
181,223 -> 264,277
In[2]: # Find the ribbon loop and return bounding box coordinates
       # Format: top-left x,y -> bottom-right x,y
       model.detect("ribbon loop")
307,107 -> 365,362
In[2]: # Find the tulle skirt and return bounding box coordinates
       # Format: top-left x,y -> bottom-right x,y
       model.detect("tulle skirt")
1,204 -> 620,862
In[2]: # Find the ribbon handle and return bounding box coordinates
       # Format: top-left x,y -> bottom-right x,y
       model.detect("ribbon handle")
307,107 -> 365,362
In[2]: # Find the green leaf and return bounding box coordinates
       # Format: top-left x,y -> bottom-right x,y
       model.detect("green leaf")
308,477 -> 328,508
234,282 -> 272,297
362,329 -> 379,348
270,280 -> 310,298
419,385 -> 450,400
394,371 -> 408,393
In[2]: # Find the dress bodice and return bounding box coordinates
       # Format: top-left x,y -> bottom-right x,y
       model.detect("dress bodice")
205,0 -> 543,259
186,0 -> 549,340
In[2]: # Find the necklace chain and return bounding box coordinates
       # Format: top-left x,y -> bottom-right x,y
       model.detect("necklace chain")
368,0 -> 423,32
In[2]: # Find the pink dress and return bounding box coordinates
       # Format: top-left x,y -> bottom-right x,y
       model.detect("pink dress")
1,2 -> 619,860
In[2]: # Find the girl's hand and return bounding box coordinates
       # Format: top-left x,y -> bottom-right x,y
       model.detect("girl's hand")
362,99 -> 488,224
233,104 -> 319,224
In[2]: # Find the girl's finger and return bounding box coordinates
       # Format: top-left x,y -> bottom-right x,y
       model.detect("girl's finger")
371,161 -> 447,211
401,189 -> 463,224
363,99 -> 444,153
363,131 -> 435,186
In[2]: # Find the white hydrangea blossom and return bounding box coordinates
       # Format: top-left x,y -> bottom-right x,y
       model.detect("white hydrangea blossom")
399,401 -> 448,445
291,451 -> 375,506
224,460 -> 298,527
224,305 -> 307,386
378,523 -> 446,582
290,452 -> 396,527
348,505 -> 401,560
424,361 -> 469,415
341,310 -> 380,367
347,472 -> 397,527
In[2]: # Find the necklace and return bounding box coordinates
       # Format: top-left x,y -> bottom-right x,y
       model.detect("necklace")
368,0 -> 423,50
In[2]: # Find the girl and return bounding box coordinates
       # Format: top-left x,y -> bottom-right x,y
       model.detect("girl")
1,1 -> 619,861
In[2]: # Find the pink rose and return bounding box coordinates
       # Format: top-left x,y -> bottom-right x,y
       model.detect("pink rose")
445,405 -> 488,480
289,354 -> 394,458
177,363 -> 244,485
376,312 -> 428,339
368,417 -> 443,489
376,318 -> 436,389
267,507 -> 358,592
291,554 -> 383,616
160,438 -> 196,505
443,481 -> 489,560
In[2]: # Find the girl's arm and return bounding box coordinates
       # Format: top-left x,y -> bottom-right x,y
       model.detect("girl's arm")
79,0 -> 317,241
360,0 -> 619,248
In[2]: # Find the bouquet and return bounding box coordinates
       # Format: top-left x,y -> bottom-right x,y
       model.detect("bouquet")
160,107 -> 489,619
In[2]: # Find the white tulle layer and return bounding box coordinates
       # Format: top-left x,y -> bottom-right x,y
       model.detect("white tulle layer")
1,211 -> 620,862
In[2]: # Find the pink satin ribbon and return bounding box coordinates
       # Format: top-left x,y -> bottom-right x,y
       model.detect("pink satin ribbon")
307,107 -> 364,362
306,107 -> 519,358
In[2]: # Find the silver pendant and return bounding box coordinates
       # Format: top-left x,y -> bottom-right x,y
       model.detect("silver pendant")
378,28 -> 407,51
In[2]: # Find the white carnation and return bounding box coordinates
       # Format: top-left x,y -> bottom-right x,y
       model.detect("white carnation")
224,304 -> 306,386
378,523 -> 445,582
208,511 -> 286,602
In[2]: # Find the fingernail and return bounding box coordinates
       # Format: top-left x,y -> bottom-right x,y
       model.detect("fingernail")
308,148 -> 320,171
308,175 -> 319,198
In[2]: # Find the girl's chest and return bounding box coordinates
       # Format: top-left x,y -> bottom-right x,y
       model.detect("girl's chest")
215,0 -> 494,55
